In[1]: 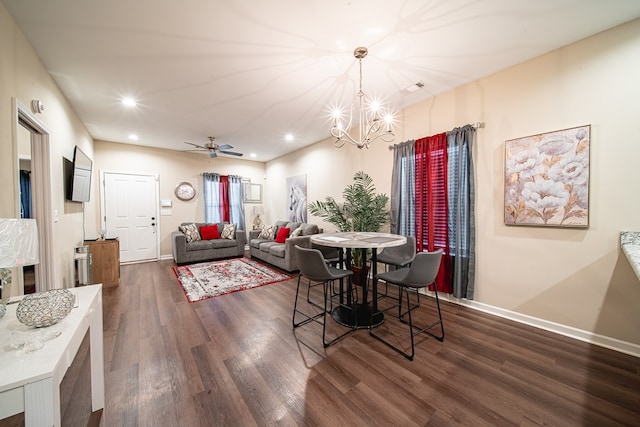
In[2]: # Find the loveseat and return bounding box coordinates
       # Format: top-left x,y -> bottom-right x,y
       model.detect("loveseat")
249,221 -> 321,272
172,222 -> 246,265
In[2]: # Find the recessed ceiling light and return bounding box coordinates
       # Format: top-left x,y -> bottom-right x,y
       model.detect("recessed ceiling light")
122,97 -> 137,107
250,153 -> 257,158
285,133 -> 294,142
128,134 -> 138,140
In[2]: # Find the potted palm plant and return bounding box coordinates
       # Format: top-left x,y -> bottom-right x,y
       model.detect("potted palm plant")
308,171 -> 389,283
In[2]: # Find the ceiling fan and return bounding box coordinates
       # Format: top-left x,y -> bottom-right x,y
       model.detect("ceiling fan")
183,136 -> 243,158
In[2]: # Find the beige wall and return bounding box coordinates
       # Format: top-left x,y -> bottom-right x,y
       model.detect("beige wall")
3,0 -> 639,349
94,140 -> 265,257
267,19 -> 640,346
1,4 -> 95,294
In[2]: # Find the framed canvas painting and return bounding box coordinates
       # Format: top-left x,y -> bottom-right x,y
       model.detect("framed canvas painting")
286,174 -> 307,223
504,125 -> 590,227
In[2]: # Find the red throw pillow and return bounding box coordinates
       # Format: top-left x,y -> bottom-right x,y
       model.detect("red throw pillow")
200,224 -> 220,240
275,227 -> 290,243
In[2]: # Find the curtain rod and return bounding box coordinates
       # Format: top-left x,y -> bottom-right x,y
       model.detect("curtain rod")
199,173 -> 251,181
388,121 -> 484,150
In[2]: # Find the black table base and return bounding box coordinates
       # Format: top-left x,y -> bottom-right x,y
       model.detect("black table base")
332,304 -> 384,329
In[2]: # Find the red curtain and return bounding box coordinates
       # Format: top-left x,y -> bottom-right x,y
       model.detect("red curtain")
220,176 -> 230,222
415,133 -> 452,293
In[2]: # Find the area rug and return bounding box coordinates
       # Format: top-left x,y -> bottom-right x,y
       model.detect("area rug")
172,257 -> 290,303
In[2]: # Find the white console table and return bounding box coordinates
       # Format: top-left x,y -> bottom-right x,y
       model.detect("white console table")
0,285 -> 104,426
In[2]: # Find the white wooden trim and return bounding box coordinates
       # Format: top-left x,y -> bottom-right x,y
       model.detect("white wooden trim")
422,290 -> 640,358
12,98 -> 55,293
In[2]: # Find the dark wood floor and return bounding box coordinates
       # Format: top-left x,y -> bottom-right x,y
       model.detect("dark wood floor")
3,257 -> 640,426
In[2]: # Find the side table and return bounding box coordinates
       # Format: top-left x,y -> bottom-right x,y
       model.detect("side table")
0,285 -> 104,426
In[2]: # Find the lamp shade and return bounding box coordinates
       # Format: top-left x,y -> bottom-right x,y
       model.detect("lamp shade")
252,205 -> 264,216
0,218 -> 39,268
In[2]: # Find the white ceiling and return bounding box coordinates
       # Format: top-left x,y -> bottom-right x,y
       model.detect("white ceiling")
4,0 -> 640,161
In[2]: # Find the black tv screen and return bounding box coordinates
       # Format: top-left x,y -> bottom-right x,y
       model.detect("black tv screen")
70,146 -> 92,202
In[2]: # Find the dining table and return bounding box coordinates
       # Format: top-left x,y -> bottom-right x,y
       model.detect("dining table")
310,231 -> 406,328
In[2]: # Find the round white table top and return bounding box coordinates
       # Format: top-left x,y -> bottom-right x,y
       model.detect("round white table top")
310,232 -> 406,249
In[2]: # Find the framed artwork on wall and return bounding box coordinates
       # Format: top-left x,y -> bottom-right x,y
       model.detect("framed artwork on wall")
243,183 -> 262,203
504,124 -> 590,227
286,174 -> 307,223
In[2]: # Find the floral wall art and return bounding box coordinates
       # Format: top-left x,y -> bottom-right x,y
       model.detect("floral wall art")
504,125 -> 590,227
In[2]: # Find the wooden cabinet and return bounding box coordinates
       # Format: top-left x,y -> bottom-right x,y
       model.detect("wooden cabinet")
84,238 -> 120,287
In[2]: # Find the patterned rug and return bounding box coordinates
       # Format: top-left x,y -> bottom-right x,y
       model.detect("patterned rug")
172,257 -> 290,303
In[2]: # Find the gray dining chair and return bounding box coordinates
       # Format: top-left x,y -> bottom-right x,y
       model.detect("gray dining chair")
312,244 -> 341,267
370,249 -> 444,360
376,236 -> 417,300
377,236 -> 416,270
292,245 -> 356,347
306,244 -> 343,308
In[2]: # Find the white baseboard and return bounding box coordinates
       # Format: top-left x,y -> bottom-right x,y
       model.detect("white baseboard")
429,292 -> 640,359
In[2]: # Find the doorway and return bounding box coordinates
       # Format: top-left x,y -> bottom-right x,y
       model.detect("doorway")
102,171 -> 159,263
17,124 -> 35,293
13,98 -> 55,294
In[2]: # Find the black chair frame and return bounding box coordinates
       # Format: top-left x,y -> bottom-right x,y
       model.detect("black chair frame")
292,246 -> 357,347
369,250 -> 445,361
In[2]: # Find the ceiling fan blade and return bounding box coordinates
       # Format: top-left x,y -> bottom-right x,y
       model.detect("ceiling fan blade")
216,144 -> 233,150
184,141 -> 206,149
219,150 -> 243,157
184,148 -> 207,152
209,151 -> 218,158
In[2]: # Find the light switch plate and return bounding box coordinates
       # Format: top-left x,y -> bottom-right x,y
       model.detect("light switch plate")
161,209 -> 172,216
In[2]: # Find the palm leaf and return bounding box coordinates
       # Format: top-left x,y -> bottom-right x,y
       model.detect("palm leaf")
308,171 -> 389,236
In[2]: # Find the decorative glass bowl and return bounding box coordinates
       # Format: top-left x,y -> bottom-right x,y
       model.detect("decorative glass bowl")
16,289 -> 75,327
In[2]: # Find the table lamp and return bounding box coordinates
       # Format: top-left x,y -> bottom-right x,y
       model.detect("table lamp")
252,205 -> 264,230
0,218 -> 39,318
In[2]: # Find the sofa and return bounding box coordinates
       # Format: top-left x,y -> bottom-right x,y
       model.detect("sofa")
172,222 -> 246,264
249,221 -> 321,272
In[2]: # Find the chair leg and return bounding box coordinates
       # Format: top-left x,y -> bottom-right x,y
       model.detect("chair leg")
294,272 -> 357,347
397,285 -> 420,319
403,287 -> 444,341
322,278 -> 357,347
417,287 -> 445,342
369,284 -> 444,361
306,278 -> 326,310
369,286 -> 416,360
293,275 -> 323,328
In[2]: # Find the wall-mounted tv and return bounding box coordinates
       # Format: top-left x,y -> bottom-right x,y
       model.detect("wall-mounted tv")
67,145 -> 93,203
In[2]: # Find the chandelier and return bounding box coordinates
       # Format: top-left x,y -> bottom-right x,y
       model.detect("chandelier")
330,47 -> 395,149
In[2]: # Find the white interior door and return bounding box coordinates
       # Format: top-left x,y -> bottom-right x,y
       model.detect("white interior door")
103,172 -> 158,263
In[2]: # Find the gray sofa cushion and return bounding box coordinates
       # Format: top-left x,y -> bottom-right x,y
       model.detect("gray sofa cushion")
301,223 -> 319,235
259,241 -> 280,253
186,240 -> 213,251
210,239 -> 239,249
285,222 -> 301,231
269,244 -> 286,258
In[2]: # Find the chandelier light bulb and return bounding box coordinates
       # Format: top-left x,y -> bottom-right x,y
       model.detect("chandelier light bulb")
330,47 -> 395,149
